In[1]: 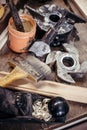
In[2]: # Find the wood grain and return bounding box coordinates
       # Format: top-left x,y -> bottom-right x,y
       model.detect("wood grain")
5,80 -> 87,104
72,0 -> 87,20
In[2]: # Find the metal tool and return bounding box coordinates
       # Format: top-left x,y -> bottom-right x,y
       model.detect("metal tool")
46,43 -> 81,83
0,62 -> 36,87
38,4 -> 86,25
28,10 -> 68,57
24,5 -> 44,21
25,4 -> 74,46
25,4 -> 86,46
29,40 -> 51,57
25,4 -> 86,31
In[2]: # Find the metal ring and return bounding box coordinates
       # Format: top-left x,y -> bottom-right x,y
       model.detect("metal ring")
60,53 -> 77,71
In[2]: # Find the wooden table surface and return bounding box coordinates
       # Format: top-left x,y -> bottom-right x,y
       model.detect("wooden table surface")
0,0 -> 87,129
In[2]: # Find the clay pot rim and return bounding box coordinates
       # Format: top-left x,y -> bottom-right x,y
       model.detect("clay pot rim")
8,14 -> 36,35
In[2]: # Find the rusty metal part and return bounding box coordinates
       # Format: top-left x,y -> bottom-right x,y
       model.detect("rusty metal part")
46,43 -> 80,83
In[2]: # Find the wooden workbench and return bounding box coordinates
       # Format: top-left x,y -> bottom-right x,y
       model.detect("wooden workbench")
0,0 -> 87,130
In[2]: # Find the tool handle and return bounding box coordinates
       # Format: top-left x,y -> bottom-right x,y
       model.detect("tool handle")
42,28 -> 57,45
7,0 -> 25,32
42,11 -> 66,45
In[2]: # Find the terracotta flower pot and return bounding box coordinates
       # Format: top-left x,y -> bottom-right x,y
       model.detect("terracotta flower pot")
8,14 -> 36,53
